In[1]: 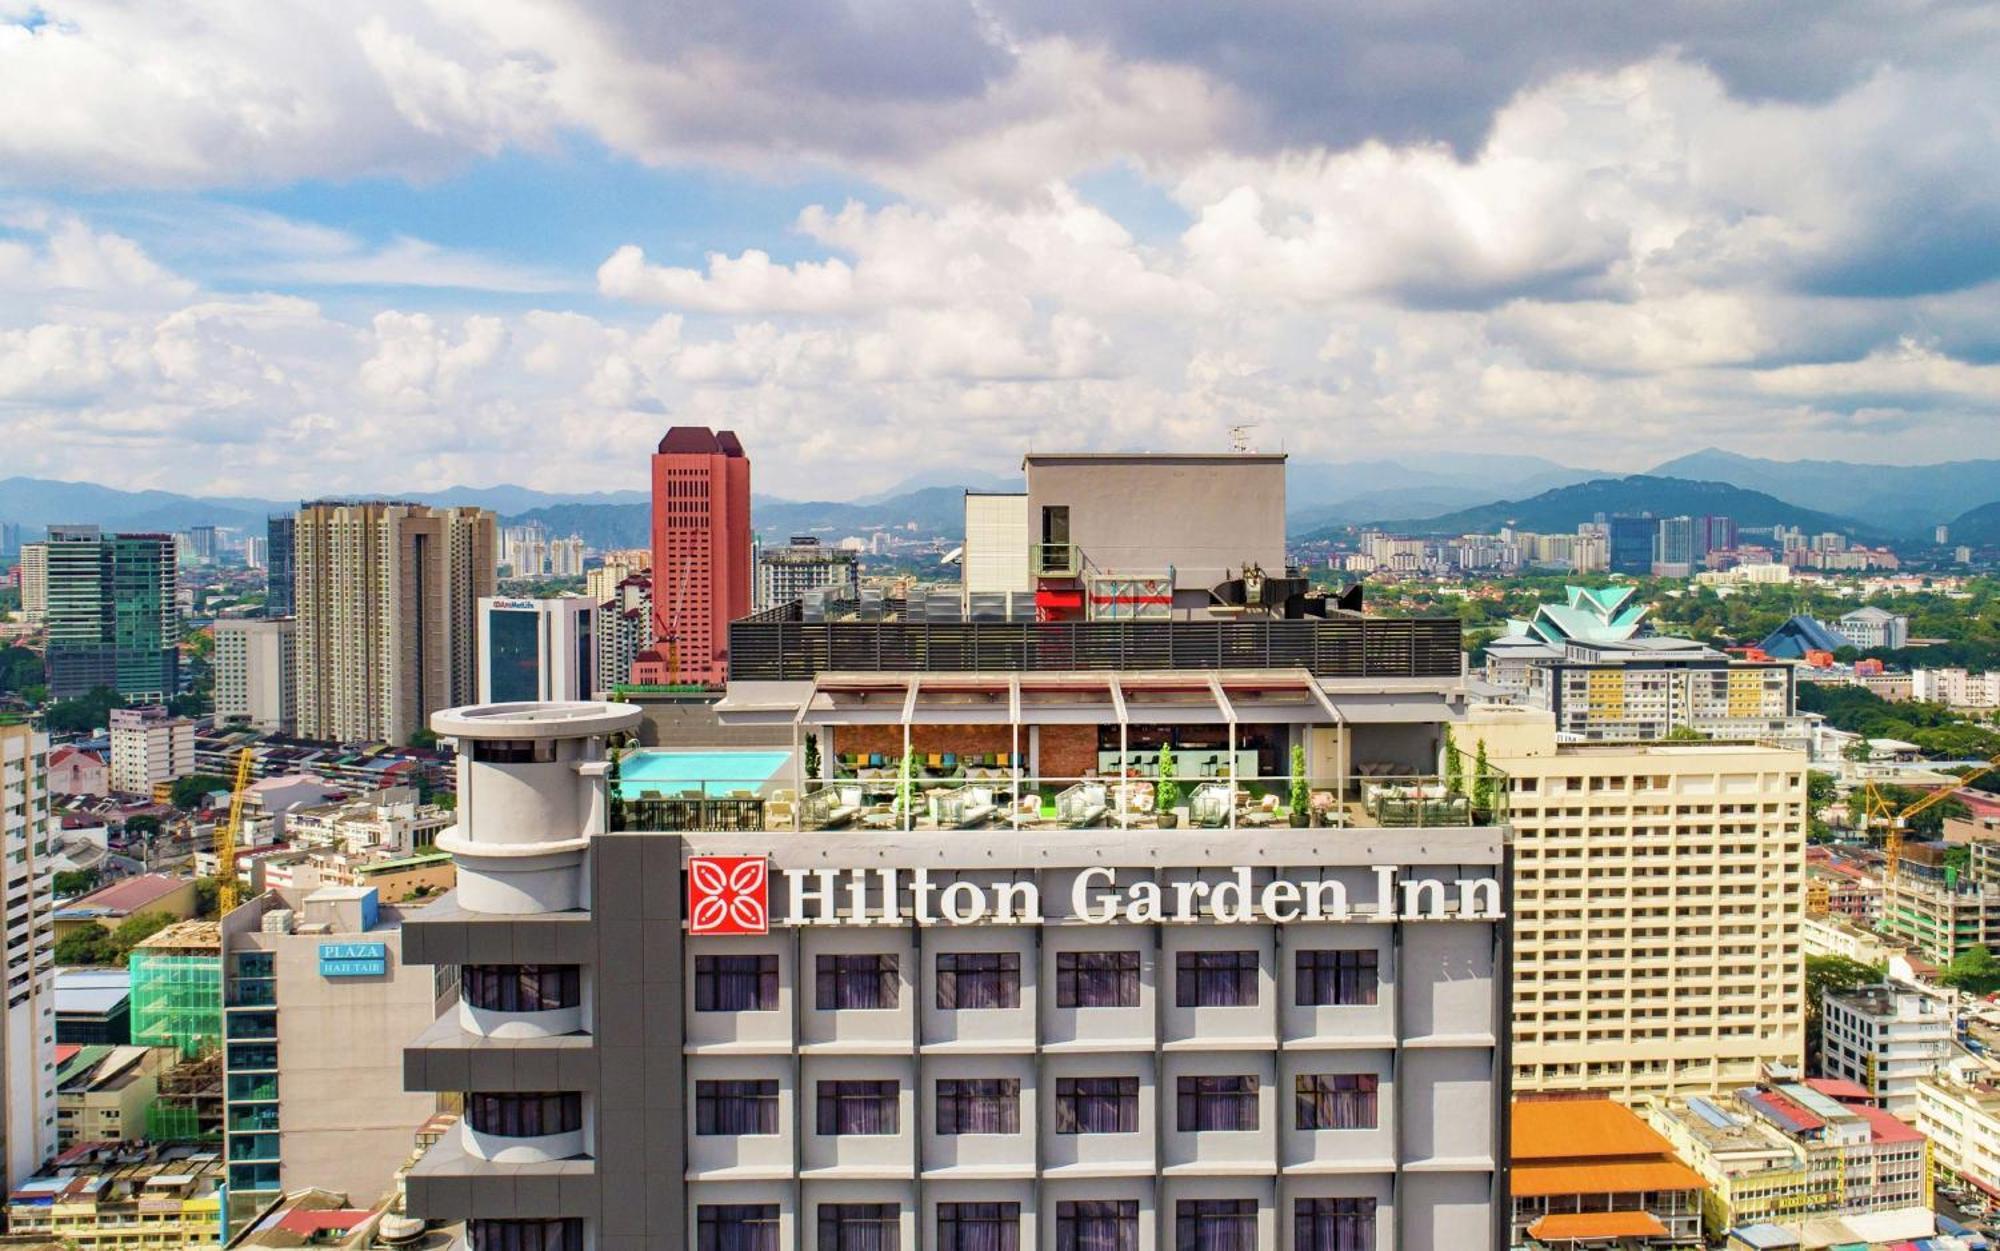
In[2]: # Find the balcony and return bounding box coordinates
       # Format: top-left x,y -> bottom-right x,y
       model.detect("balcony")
1031,542 -> 1081,577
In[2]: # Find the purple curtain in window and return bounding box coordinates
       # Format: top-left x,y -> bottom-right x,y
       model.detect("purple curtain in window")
938,1204 -> 1019,1251
1296,1075 -> 1378,1130
696,1081 -> 778,1135
937,1079 -> 1020,1134
698,955 -> 778,1012
937,952 -> 1020,1010
818,1081 -> 898,1135
1177,1076 -> 1259,1132
1175,1201 -> 1256,1251
1177,951 -> 1257,1007
1056,1201 -> 1137,1251
1059,951 -> 1142,1008
819,1204 -> 899,1251
1056,1078 -> 1138,1134
1295,1199 -> 1375,1251
818,954 -> 898,1010
698,1206 -> 780,1251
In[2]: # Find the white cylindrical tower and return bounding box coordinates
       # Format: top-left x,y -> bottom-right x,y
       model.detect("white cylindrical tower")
431,701 -> 641,916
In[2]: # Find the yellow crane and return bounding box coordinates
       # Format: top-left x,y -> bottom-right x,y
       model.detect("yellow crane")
1862,751 -> 2000,882
215,747 -> 254,914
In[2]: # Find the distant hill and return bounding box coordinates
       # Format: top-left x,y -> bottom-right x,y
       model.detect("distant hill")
1948,501 -> 2000,546
1646,448 -> 2000,535
1334,475 -> 1876,539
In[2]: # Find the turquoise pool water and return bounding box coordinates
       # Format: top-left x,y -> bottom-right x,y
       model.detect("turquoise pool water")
617,749 -> 794,797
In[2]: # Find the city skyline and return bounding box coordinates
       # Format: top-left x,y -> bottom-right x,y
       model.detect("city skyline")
3,4 -> 1999,500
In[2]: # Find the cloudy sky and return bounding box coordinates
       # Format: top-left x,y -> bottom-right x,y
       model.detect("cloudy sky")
3,1 -> 1998,499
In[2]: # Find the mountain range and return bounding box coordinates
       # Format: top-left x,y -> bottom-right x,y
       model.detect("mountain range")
1328,475 -> 1879,540
2,447 -> 1993,550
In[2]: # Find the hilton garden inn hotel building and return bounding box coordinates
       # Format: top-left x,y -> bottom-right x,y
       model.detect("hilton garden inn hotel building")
400,693 -> 1510,1251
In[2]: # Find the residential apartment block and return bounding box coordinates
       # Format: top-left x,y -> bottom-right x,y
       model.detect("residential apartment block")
1821,985 -> 1951,1116
213,617 -> 297,734
17,539 -> 46,621
1912,668 -> 2000,709
293,500 -> 496,744
1468,706 -> 1807,1099
1916,1072 -> 2000,1202
0,722 -> 58,1196
756,535 -> 859,610
107,704 -> 196,796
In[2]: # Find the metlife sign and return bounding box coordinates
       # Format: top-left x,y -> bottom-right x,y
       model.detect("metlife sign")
687,855 -> 1503,936
319,942 -> 389,978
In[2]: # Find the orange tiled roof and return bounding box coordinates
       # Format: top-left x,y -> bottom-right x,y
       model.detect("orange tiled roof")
1512,1099 -> 1678,1161
1528,1211 -> 1670,1240
1512,1161 -> 1706,1198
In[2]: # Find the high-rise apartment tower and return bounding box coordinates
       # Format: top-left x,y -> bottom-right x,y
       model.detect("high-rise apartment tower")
649,427 -> 751,685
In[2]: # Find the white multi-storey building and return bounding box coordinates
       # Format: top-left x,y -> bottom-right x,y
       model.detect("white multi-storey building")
1468,705 -> 1808,1100
107,705 -> 195,796
1836,608 -> 1909,651
1821,985 -> 1952,1116
1916,1072 -> 2000,1199
213,618 -> 297,734
477,597 -> 595,704
0,723 -> 57,1195
402,673 -> 1511,1251
16,542 -> 46,621
1912,668 -> 2000,708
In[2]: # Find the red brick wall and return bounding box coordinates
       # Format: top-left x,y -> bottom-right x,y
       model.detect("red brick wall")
1038,725 -> 1099,780
833,724 -> 1018,765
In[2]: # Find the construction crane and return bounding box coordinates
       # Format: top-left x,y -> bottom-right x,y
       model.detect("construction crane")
1860,751 -> 2000,882
215,747 -> 254,914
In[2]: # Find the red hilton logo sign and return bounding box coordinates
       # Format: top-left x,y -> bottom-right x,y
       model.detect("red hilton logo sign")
687,856 -> 769,935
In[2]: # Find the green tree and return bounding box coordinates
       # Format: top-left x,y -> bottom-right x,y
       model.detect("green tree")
1288,743 -> 1309,824
123,814 -> 162,839
1807,771 -> 1839,842
169,774 -> 232,811
1805,955 -> 1885,1066
43,685 -> 126,735
53,868 -> 100,897
1942,945 -> 2000,996
1155,744 -> 1181,816
109,911 -> 177,961
408,728 -> 440,750
54,927 -> 114,966
0,645 -> 44,696
193,877 -> 221,919
1663,725 -> 1711,742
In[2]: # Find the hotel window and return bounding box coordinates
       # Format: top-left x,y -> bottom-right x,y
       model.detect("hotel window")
1295,1074 -> 1378,1130
1176,950 -> 1258,1007
698,1204 -> 780,1251
465,1092 -> 582,1138
816,1080 -> 899,1135
695,954 -> 779,1012
695,1079 -> 780,1136
1054,1077 -> 1139,1134
1295,950 -> 1378,1006
1057,951 -> 1140,1008
935,1078 -> 1020,1134
937,951 -> 1020,1009
1294,1199 -> 1373,1251
819,1204 -> 899,1251
1175,1199 -> 1256,1251
468,1219 -> 583,1251
817,954 -> 899,1011
1177,1075 -> 1259,1131
938,1203 -> 1020,1251
1056,1201 -> 1137,1251
462,965 -> 581,1013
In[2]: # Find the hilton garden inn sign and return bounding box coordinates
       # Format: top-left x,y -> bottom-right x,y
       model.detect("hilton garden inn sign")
687,855 -> 1504,937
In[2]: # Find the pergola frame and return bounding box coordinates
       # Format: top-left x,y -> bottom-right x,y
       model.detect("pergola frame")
782,668 -> 1348,832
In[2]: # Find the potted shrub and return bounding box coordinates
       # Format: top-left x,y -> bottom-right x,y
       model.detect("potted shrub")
803,732 -> 821,779
1155,744 -> 1182,829
1288,743 -> 1310,827
1471,738 -> 1495,821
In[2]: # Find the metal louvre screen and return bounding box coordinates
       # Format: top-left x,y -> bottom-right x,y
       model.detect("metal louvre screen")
728,609 -> 1462,680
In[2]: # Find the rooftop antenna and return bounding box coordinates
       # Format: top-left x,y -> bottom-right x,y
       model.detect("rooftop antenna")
1229,423 -> 1258,453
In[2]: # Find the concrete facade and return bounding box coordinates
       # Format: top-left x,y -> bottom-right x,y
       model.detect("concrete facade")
650,427 -> 752,686
293,501 -> 497,745
220,886 -> 445,1230
1468,705 -> 1808,1100
0,723 -> 57,1198
108,705 -> 196,796
214,618 -> 297,734
401,698 -> 1511,1251
478,597 -> 595,704
1021,453 -> 1287,617
1822,985 -> 1951,1116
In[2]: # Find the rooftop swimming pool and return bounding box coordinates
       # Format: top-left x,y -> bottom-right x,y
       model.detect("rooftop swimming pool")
616,749 -> 793,798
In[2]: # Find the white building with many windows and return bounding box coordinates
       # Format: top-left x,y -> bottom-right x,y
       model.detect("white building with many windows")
0,723 -> 57,1196
1822,984 -> 1952,1116
401,674 -> 1511,1251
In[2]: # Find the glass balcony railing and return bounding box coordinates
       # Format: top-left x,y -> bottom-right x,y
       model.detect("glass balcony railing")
1030,541 -> 1081,577
227,1075 -> 279,1102
228,1044 -> 279,1072
229,1107 -> 280,1132
618,765 -> 1509,834
225,980 -> 276,1008
227,1011 -> 277,1040
228,1132 -> 279,1162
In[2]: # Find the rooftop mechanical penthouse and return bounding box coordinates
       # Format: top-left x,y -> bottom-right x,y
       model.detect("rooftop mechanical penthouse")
400,689 -> 1510,1251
